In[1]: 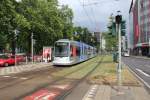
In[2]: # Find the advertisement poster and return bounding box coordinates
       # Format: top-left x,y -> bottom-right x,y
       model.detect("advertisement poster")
43,47 -> 52,62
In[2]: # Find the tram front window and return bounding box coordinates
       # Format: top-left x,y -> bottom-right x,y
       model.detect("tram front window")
55,42 -> 69,57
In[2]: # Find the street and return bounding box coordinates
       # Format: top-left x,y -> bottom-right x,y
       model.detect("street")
122,57 -> 150,90
1,0 -> 150,99
0,56 -> 149,100
0,56 -> 102,99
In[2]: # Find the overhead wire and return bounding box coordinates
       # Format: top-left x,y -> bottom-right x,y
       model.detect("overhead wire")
78,0 -> 96,31
88,0 -> 99,31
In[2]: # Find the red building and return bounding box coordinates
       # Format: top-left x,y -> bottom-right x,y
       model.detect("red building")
129,0 -> 150,56
133,0 -> 139,47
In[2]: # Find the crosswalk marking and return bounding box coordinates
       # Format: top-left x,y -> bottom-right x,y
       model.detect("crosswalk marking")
0,63 -> 51,76
82,85 -> 99,100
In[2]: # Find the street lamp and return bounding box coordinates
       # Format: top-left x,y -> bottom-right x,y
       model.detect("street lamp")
31,32 -> 34,64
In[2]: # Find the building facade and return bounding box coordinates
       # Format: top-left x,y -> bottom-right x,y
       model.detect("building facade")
129,0 -> 150,56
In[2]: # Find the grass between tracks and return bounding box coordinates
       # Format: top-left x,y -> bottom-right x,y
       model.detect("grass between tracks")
51,56 -> 100,78
51,55 -> 140,86
87,55 -> 140,86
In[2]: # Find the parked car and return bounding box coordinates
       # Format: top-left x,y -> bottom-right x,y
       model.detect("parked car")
123,50 -> 130,57
0,55 -> 20,67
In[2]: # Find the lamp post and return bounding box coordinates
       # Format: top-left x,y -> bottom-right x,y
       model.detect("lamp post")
31,32 -> 34,64
14,29 -> 19,66
115,11 -> 122,86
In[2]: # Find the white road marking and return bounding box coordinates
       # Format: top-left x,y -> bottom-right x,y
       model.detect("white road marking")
136,68 -> 150,77
0,63 -> 51,75
20,77 -> 28,80
3,76 -> 10,78
12,77 -> 18,79
123,61 -> 150,89
52,84 -> 70,90
82,85 -> 99,100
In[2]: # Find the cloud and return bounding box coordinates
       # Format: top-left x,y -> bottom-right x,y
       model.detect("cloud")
59,0 -> 132,32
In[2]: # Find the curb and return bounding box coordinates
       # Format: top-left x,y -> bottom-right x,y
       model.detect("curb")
130,56 -> 150,60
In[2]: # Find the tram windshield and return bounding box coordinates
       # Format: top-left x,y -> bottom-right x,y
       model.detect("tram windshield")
54,42 -> 69,57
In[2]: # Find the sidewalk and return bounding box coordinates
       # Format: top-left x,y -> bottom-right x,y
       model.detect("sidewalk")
81,55 -> 150,100
82,85 -> 150,100
0,62 -> 52,75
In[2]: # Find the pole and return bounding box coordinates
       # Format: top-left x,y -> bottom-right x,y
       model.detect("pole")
101,34 -> 102,54
99,33 -> 101,54
149,38 -> 150,56
118,23 -> 122,86
31,32 -> 34,64
15,29 -> 17,66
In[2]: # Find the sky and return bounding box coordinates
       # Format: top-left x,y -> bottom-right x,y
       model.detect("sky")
59,0 -> 132,32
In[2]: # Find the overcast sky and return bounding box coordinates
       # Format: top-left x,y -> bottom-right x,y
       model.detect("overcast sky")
59,0 -> 132,32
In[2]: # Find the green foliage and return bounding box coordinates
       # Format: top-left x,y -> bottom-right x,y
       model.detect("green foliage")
103,32 -> 117,51
73,27 -> 97,46
107,20 -> 126,36
107,22 -> 116,36
0,0 -> 75,54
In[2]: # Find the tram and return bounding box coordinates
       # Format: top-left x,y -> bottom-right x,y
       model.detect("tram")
53,39 -> 97,65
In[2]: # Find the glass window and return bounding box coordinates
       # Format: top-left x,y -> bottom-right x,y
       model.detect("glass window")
76,46 -> 80,56
54,42 -> 69,57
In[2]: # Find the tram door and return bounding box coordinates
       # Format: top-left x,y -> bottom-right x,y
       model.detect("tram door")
70,44 -> 77,62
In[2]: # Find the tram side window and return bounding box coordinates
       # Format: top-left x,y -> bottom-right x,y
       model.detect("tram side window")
76,47 -> 80,56
84,47 -> 87,55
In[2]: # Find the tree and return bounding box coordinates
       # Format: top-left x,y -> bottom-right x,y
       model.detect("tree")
59,5 -> 73,39
103,32 -> 117,51
12,0 -> 74,54
0,0 -> 20,54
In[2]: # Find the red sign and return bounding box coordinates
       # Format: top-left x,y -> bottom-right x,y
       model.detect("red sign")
43,47 -> 52,62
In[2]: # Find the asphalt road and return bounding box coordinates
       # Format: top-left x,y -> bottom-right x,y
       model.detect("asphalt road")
122,57 -> 150,90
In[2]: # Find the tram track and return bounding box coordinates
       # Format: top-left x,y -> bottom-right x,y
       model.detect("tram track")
15,57 -> 100,99
56,56 -> 104,100
0,56 -> 103,99
20,56 -> 104,100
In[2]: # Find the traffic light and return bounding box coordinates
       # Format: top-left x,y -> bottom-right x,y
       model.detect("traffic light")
107,22 -> 116,36
115,15 -> 122,24
112,22 -> 116,36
